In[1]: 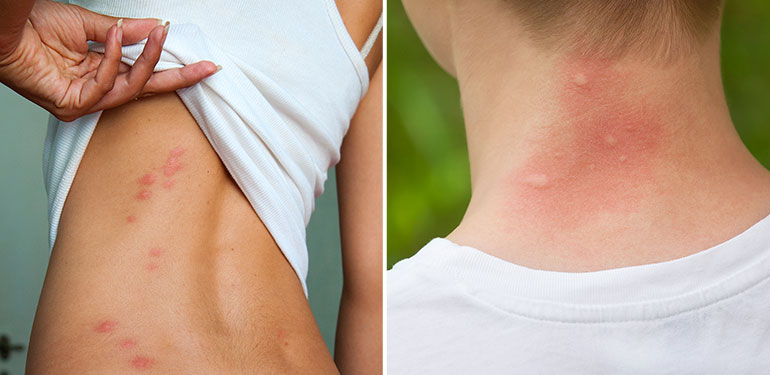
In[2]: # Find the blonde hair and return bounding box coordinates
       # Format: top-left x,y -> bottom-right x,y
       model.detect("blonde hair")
508,0 -> 723,59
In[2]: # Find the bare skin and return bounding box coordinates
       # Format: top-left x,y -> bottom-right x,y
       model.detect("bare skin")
334,62 -> 382,375
28,93 -> 331,374
403,0 -> 770,271
27,1 -> 381,373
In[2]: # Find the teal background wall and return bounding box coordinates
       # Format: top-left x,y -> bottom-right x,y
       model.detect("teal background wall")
307,170 -> 344,353
387,0 -> 770,267
0,87 -> 51,374
0,87 -> 343,374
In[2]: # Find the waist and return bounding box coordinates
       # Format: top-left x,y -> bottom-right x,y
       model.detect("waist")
30,93 -> 336,373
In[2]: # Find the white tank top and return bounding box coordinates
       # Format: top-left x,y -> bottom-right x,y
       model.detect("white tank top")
43,0 -> 373,295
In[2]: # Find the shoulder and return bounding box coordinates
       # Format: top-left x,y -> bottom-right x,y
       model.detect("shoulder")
334,0 -> 382,75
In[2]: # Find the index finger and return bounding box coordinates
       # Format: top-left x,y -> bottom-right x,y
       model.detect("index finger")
75,5 -> 163,45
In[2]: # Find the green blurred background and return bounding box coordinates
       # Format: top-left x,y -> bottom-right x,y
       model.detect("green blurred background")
387,0 -> 770,267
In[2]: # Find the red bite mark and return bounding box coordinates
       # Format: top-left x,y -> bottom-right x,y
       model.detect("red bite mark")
146,263 -> 159,271
170,146 -> 185,157
149,247 -> 163,257
127,215 -> 137,223
119,338 -> 137,349
130,355 -> 154,370
162,147 -> 186,177
136,190 -> 152,200
95,320 -> 118,333
163,159 -> 182,177
162,180 -> 175,189
138,173 -> 157,186
276,329 -> 289,347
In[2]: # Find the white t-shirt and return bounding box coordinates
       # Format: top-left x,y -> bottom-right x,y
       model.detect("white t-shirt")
45,0 -> 370,296
388,215 -> 770,374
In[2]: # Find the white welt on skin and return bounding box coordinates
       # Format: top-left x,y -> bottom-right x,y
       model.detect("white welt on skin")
524,173 -> 549,188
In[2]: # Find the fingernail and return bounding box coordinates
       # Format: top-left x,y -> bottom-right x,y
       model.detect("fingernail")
163,21 -> 170,36
117,18 -> 123,29
117,19 -> 123,43
155,18 -> 164,26
215,64 -> 223,72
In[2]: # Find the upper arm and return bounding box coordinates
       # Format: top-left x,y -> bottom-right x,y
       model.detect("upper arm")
334,0 -> 383,295
336,62 -> 382,296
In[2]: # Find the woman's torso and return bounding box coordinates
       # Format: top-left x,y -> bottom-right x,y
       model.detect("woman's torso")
28,0 -> 380,372
30,92 -> 336,373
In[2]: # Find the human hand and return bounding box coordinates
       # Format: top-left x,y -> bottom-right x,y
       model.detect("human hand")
0,0 -> 219,122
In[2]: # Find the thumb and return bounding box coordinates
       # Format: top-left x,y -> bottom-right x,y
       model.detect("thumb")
75,6 -> 163,45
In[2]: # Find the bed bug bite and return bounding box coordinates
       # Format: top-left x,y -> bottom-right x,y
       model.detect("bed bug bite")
136,190 -> 152,200
94,320 -> 118,333
130,355 -> 155,370
119,338 -> 137,349
138,173 -> 156,186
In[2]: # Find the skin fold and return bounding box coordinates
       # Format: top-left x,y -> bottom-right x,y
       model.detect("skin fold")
26,0 -> 382,373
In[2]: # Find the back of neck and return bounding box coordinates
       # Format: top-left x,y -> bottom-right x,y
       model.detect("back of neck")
448,28 -> 770,271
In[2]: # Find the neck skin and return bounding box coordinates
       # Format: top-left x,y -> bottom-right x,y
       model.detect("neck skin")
445,2 -> 770,271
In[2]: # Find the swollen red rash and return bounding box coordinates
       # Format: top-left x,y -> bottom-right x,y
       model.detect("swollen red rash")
507,58 -> 662,228
130,355 -> 154,370
146,247 -> 163,270
95,320 -> 118,333
119,338 -> 137,349
162,147 -> 186,177
136,190 -> 152,201
131,146 -> 185,203
138,173 -> 156,186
